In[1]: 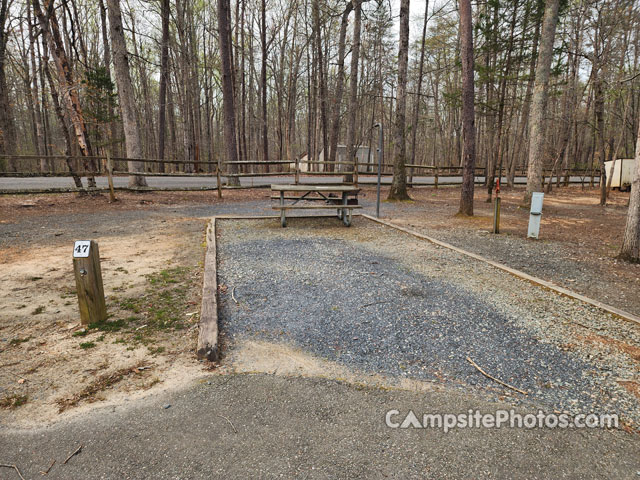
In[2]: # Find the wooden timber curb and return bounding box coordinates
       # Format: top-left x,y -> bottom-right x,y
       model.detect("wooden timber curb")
362,214 -> 640,328
197,219 -> 219,361
196,212 -> 639,361
195,213 -> 364,360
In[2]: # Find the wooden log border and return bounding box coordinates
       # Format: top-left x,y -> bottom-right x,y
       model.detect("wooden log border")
197,219 -> 220,361
197,212 -> 639,362
362,214 -> 640,327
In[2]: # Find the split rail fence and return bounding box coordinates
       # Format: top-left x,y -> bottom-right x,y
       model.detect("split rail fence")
0,154 -> 602,194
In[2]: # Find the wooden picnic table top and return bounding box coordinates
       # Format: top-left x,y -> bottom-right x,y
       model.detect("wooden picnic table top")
271,184 -> 360,193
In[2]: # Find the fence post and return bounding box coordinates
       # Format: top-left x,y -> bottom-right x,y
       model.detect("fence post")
434,166 -> 439,189
353,156 -> 358,187
106,152 -> 116,202
295,157 -> 300,184
216,165 -> 222,198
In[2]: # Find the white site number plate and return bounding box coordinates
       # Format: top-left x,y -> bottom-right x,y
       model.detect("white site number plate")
73,241 -> 91,258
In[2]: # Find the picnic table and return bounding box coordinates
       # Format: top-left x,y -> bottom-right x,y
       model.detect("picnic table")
271,184 -> 361,227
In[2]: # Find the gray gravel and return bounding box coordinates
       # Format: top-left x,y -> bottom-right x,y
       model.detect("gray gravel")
217,217 -> 640,428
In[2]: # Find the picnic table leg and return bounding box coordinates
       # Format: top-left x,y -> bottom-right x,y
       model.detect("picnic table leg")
280,191 -> 286,227
342,192 -> 350,226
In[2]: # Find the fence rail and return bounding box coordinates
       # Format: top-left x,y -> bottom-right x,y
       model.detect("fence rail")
0,154 -> 602,194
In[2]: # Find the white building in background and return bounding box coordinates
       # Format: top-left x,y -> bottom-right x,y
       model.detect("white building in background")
296,145 -> 374,172
604,159 -> 634,191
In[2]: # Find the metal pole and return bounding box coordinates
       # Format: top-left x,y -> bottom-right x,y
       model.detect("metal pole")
375,123 -> 383,218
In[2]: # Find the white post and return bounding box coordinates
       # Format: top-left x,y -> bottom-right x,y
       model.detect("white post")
527,192 -> 544,239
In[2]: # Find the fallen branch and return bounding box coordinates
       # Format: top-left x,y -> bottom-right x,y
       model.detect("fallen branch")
360,301 -> 389,309
231,287 -> 238,305
218,414 -> 237,433
63,445 -> 83,464
40,459 -> 55,475
466,356 -> 528,395
0,464 -> 25,480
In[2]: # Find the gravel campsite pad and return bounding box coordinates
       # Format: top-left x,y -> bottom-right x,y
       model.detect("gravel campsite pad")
216,217 -> 640,428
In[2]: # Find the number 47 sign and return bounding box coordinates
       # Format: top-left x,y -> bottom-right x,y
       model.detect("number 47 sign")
73,240 -> 91,258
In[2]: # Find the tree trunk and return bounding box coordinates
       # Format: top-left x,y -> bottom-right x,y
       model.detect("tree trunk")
313,0 -> 329,170
388,0 -> 411,200
458,0 -> 476,215
524,0 -> 560,205
42,38 -> 83,189
106,0 -> 147,187
157,0 -> 169,167
218,0 -> 240,185
0,0 -> 17,170
344,0 -> 362,182
619,121 -> 640,261
33,0 -> 96,187
409,0 -> 429,181
261,0 -> 269,164
328,1 -> 354,166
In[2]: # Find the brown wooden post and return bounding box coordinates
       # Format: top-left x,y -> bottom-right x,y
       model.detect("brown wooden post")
295,157 -> 300,184
106,152 -> 117,202
434,166 -> 439,189
353,155 -> 359,187
73,240 -> 107,325
216,165 -> 222,198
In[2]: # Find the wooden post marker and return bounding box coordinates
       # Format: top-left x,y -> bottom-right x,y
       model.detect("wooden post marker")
106,153 -> 117,203
73,240 -> 107,325
492,179 -> 501,234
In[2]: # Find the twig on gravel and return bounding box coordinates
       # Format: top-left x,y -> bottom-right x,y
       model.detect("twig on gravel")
218,414 -> 238,433
231,286 -> 239,305
360,301 -> 389,309
62,445 -> 83,464
0,464 -> 25,480
466,356 -> 528,395
40,459 -> 55,475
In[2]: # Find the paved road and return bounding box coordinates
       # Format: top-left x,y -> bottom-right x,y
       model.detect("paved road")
1,374 -> 638,479
0,175 -> 597,191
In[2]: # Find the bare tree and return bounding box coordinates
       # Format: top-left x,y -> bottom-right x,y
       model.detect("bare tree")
619,122 -> 640,261
33,0 -> 96,187
328,1 -> 353,166
107,0 -> 147,187
218,0 -> 240,185
388,0 -> 411,200
344,0 -> 363,182
458,0 -> 476,215
524,0 -> 560,204
409,0 -> 429,179
157,0 -> 170,167
0,0 -> 17,170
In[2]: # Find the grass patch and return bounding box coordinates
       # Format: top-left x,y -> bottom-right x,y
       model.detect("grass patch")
9,336 -> 32,346
73,330 -> 89,337
79,341 -> 96,349
148,267 -> 188,286
147,346 -> 166,355
119,299 -> 140,313
0,393 -> 29,409
114,267 -> 195,342
88,318 -> 128,332
32,305 -> 45,315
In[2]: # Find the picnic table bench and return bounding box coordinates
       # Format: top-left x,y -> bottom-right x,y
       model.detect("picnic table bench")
271,184 -> 361,227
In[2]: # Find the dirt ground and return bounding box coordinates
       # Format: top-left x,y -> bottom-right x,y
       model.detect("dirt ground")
0,193 -> 219,427
0,184 -> 638,428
